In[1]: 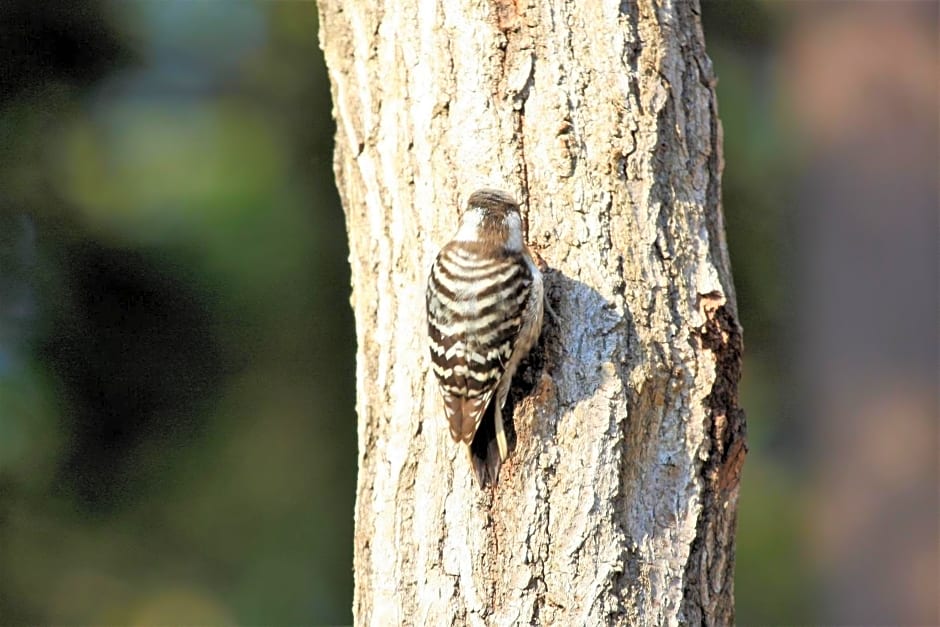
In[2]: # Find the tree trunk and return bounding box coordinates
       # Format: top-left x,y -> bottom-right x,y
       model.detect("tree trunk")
316,0 -> 744,624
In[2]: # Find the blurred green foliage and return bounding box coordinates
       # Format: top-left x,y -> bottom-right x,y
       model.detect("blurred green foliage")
1,1 -> 354,623
0,0 -> 820,624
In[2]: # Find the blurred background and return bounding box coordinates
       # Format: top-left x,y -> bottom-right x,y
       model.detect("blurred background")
0,1 -> 935,624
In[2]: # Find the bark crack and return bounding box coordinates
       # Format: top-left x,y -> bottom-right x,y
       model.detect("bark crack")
683,299 -> 745,626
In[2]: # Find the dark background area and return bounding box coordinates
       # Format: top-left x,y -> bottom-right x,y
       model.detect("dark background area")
0,1 -> 936,624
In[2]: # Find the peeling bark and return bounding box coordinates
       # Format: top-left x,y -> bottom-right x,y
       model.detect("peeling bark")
316,0 -> 744,624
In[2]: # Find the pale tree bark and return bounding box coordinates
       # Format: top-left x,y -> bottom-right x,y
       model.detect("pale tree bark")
317,0 -> 744,625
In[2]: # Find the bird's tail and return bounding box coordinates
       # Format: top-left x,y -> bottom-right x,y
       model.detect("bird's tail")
467,402 -> 506,488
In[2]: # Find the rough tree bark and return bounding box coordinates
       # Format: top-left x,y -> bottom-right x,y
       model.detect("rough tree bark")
317,0 -> 744,624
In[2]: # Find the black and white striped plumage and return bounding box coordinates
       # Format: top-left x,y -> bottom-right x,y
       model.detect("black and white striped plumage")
426,189 -> 544,487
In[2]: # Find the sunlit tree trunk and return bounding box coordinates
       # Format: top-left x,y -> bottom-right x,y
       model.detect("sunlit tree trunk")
316,0 -> 744,624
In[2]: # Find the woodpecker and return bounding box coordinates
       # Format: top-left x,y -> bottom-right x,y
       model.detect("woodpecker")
426,188 -> 544,487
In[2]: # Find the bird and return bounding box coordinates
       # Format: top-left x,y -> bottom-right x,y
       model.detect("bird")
426,188 -> 545,487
